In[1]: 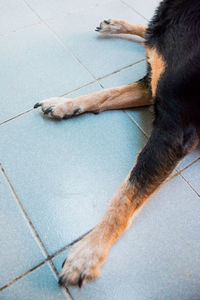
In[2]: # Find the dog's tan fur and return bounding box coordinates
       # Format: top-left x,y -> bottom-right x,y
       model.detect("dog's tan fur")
40,81 -> 152,118
146,47 -> 166,97
98,19 -> 147,38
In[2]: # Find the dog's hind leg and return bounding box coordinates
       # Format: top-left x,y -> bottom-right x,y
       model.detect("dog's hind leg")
34,77 -> 152,119
58,120 -> 198,287
95,19 -> 147,38
59,114 -> 198,287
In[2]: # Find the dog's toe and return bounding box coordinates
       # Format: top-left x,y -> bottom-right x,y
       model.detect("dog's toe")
34,97 -> 83,119
78,273 -> 85,288
34,102 -> 41,109
104,19 -> 111,24
95,19 -> 123,34
43,107 -> 53,115
95,26 -> 101,32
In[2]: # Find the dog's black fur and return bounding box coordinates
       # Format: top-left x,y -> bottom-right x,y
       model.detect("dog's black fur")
130,0 -> 200,192
148,0 -> 200,125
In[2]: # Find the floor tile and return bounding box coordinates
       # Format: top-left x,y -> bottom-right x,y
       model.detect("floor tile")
54,176 -> 200,300
0,263 -> 69,300
0,84 -> 147,255
0,169 -> 45,288
47,0 -> 147,79
0,24 -> 93,123
100,61 -> 154,136
100,61 -> 146,87
123,0 -> 161,20
181,160 -> 200,195
177,146 -> 200,172
26,0 -> 109,20
0,0 -> 40,36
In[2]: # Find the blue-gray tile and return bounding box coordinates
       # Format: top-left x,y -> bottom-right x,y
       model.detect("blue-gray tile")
47,0 -> 147,78
54,176 -> 200,300
0,0 -> 40,36
126,107 -> 153,136
0,24 -> 93,123
100,61 -> 146,87
0,84 -> 147,255
181,160 -> 200,195
124,0 -> 161,20
52,249 -> 71,273
0,263 -> 69,299
177,146 -> 200,172
26,0 -> 108,20
0,169 -> 45,288
100,62 -> 154,136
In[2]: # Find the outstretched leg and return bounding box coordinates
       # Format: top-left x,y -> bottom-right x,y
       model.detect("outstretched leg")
34,77 -> 152,119
96,19 -> 147,38
58,121 -> 198,287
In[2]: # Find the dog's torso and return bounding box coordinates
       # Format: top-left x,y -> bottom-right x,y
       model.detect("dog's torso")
145,0 -> 200,130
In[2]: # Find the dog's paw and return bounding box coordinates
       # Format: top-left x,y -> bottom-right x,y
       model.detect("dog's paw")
95,19 -> 125,34
34,97 -> 82,119
59,234 -> 107,287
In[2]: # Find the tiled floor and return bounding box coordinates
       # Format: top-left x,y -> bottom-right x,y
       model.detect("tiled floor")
0,0 -> 199,299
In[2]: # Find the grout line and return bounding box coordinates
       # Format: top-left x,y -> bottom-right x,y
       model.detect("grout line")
0,166 -> 50,258
180,171 -> 200,198
49,260 -> 73,300
23,0 -> 98,83
175,157 -> 200,175
0,218 -> 92,292
23,0 -> 116,24
97,59 -> 145,82
60,80 -> 97,97
124,110 -> 149,138
0,108 -> 34,126
120,0 -> 149,21
0,259 -> 47,292
0,59 -> 145,126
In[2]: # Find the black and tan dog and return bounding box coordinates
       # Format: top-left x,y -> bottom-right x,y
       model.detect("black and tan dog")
34,0 -> 200,288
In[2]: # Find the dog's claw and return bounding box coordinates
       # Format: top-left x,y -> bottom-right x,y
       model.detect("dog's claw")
104,19 -> 110,24
78,273 -> 85,288
58,275 -> 65,286
34,102 -> 41,109
73,108 -> 81,115
62,259 -> 66,268
95,26 -> 101,31
44,107 -> 53,114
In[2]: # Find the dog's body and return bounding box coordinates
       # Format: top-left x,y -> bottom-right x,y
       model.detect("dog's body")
34,0 -> 200,288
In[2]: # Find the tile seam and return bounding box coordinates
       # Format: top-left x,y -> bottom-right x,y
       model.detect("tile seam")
49,260 -> 73,300
120,0 -> 149,21
0,60 -> 145,126
179,165 -> 200,198
23,0 -> 98,83
0,222 -> 91,292
175,157 -> 200,175
0,165 -> 49,261
124,110 -> 149,138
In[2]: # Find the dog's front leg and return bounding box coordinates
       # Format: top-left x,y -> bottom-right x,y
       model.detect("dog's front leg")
59,124 -> 198,288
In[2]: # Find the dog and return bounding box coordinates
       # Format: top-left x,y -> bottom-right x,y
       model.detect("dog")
34,0 -> 200,288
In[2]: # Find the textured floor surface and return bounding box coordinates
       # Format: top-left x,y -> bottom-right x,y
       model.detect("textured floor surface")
0,1 -> 200,299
